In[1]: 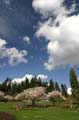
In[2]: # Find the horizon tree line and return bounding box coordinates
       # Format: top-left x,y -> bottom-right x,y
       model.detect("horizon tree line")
0,67 -> 79,102
0,76 -> 68,97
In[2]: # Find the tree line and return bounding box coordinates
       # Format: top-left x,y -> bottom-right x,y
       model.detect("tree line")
0,68 -> 79,102
0,76 -> 67,97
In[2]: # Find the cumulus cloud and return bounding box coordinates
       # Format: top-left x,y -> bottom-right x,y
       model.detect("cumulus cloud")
37,15 -> 79,70
33,0 -> 64,17
12,74 -> 48,84
0,38 -> 7,47
12,74 -> 34,84
67,88 -> 72,95
0,38 -> 27,66
33,0 -> 78,70
37,74 -> 48,80
23,36 -> 31,44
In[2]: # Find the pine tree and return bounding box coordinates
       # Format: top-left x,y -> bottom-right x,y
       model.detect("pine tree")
69,68 -> 79,101
24,78 -> 29,89
46,79 -> 54,93
61,84 -> 67,97
38,78 -> 42,86
55,82 -> 60,91
12,83 -> 18,95
30,76 -> 37,88
1,78 -> 11,94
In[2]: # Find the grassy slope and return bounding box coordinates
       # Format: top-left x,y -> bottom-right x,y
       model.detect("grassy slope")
0,102 -> 79,120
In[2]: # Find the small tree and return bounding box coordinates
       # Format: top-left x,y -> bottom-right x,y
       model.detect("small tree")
47,91 -> 66,105
14,92 -> 25,101
4,95 -> 13,102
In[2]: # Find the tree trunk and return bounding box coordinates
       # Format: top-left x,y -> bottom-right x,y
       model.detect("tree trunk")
32,100 -> 35,107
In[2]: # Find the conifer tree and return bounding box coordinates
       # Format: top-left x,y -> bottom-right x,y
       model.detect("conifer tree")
69,68 -> 79,101
46,79 -> 54,93
61,84 -> 67,97
55,82 -> 60,91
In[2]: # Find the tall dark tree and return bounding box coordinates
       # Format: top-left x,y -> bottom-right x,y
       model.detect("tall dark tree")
69,68 -> 79,101
11,83 -> 18,95
55,82 -> 60,91
24,78 -> 30,89
61,84 -> 68,97
37,77 -> 42,86
1,78 -> 12,94
46,79 -> 54,93
30,76 -> 37,88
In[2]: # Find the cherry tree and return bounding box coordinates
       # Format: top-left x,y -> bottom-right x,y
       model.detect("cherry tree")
23,87 -> 45,106
47,91 -> 66,104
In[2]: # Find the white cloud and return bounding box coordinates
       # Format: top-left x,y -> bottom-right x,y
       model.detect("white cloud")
67,88 -> 72,95
12,74 -> 34,84
33,0 -> 78,70
23,36 -> 31,44
0,38 -> 7,47
33,0 -> 64,17
0,38 -> 28,66
12,74 -> 48,84
37,15 -> 79,70
37,74 -> 48,80
33,0 -> 76,18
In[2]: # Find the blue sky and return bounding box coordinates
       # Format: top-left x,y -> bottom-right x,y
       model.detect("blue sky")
0,0 -> 79,87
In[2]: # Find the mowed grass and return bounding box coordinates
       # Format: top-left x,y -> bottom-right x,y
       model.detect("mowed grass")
0,102 -> 79,120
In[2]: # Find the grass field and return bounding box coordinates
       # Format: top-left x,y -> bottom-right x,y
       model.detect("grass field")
0,102 -> 79,120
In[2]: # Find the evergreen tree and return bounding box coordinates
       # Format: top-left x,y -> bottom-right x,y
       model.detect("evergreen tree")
24,78 -> 29,89
46,79 -> 54,93
1,78 -> 11,94
11,83 -> 18,95
61,84 -> 68,97
7,79 -> 12,95
55,82 -> 60,91
37,78 -> 42,86
69,68 -> 79,101
30,76 -> 37,88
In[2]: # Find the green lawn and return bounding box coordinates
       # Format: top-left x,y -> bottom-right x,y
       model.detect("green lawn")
0,102 -> 79,120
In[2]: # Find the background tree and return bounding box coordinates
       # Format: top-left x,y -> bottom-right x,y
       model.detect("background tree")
37,77 -> 42,86
24,78 -> 29,89
61,84 -> 68,97
30,76 -> 37,88
46,79 -> 54,93
55,82 -> 60,91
